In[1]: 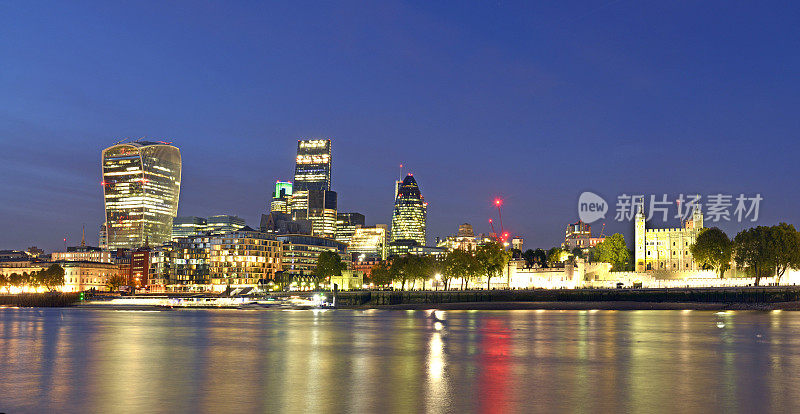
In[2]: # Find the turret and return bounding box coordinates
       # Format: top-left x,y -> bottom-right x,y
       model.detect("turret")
634,200 -> 646,271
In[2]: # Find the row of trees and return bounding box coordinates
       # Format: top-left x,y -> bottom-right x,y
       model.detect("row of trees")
691,223 -> 800,285
514,233 -> 633,271
371,241 -> 512,290
0,264 -> 65,293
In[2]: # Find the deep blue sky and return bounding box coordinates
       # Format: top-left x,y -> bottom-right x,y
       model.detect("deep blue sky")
2,1 -> 799,252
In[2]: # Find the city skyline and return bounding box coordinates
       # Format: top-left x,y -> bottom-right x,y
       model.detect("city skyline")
2,2 -> 800,252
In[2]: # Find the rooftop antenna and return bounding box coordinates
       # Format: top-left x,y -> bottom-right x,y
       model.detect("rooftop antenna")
399,163 -> 404,179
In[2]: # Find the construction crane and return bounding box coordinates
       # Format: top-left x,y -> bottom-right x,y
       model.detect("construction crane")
489,218 -> 498,239
490,198 -> 511,243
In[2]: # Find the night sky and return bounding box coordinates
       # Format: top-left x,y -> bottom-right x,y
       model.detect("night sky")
2,1 -> 799,253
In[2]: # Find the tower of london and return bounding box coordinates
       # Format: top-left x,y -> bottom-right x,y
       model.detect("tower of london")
635,203 -> 705,272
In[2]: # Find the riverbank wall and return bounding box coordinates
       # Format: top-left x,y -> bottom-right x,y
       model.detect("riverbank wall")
0,293 -> 81,307
334,287 -> 800,308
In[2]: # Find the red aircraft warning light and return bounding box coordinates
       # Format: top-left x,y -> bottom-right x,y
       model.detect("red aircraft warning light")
494,198 -> 505,235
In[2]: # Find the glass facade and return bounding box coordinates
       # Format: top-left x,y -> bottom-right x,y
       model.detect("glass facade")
335,212 -> 366,244
102,141 -> 181,250
349,225 -> 387,260
390,174 -> 427,254
205,215 -> 246,234
291,140 -> 337,238
209,230 -> 283,286
271,181 -> 293,214
172,216 -> 207,239
290,189 -> 338,239
293,139 -> 331,191
276,234 -> 348,279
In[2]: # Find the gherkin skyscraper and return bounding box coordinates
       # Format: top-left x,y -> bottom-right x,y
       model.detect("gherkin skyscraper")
390,174 -> 427,254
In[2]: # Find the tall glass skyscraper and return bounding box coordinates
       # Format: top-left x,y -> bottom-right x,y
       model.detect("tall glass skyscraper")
390,174 -> 427,254
101,141 -> 181,250
291,139 -> 337,238
293,139 -> 331,191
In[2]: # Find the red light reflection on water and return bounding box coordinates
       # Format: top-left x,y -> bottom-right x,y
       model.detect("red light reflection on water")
478,318 -> 512,414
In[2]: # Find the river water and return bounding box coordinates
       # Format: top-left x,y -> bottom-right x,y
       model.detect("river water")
0,308 -> 798,413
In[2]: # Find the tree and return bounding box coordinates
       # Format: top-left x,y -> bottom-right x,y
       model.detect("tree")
409,255 -> 436,290
770,223 -> 800,284
734,226 -> 775,286
533,249 -> 548,268
37,264 -> 65,291
24,272 -> 39,292
595,233 -> 631,271
315,251 -> 346,283
690,227 -> 733,278
429,255 -> 447,290
106,274 -> 127,292
9,273 -> 24,292
521,249 -> 537,269
476,241 -> 512,290
546,247 -> 563,267
571,247 -> 584,259
370,261 -> 394,287
0,273 -> 9,293
444,249 -> 478,289
390,255 -> 414,290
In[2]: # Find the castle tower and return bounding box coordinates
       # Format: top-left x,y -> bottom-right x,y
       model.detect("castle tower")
634,200 -> 646,272
691,205 -> 703,230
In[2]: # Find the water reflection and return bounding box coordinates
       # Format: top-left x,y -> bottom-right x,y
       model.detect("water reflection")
1,309 -> 800,413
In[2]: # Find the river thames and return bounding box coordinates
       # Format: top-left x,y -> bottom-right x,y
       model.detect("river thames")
1,308 -> 799,413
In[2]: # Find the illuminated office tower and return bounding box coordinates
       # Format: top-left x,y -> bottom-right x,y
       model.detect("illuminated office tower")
350,225 -> 388,260
101,141 -> 181,250
290,139 -> 337,238
172,216 -> 207,239
390,174 -> 427,254
306,190 -> 338,239
99,223 -> 108,250
335,212 -> 365,244
293,139 -> 331,191
271,181 -> 293,213
205,215 -> 246,234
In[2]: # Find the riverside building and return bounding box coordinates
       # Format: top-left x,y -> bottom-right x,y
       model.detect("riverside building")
208,227 -> 283,288
101,140 -> 182,249
276,234 -> 348,285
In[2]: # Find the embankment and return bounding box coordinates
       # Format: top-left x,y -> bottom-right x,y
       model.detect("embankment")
0,293 -> 81,307
334,287 -> 800,310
